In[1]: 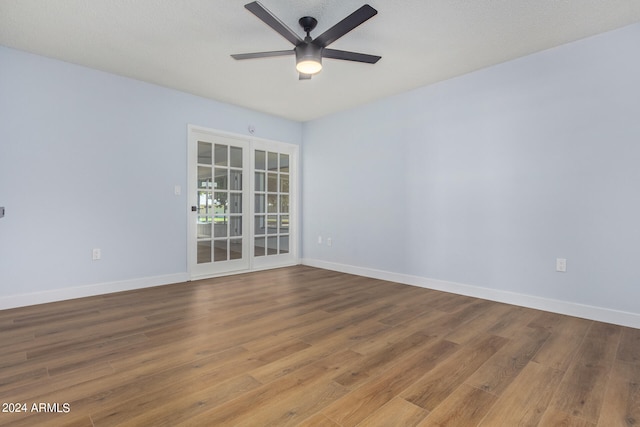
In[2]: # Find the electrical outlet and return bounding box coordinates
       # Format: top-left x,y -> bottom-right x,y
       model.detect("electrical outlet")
327,237 -> 332,247
92,248 -> 101,261
317,235 -> 322,245
556,258 -> 566,272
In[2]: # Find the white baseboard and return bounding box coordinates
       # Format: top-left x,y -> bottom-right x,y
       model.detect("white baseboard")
0,273 -> 189,310
302,258 -> 640,329
4,261 -> 639,329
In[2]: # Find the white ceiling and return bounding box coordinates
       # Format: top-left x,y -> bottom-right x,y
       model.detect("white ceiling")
2,1 -> 640,122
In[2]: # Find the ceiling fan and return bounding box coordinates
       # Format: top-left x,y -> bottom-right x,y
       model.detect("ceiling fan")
231,1 -> 381,80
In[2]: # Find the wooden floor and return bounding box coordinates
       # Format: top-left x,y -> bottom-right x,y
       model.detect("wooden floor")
1,266 -> 638,426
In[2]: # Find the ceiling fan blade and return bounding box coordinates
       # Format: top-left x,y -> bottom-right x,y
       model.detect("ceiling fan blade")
323,49 -> 381,64
231,50 -> 294,60
299,73 -> 312,80
313,4 -> 377,47
244,1 -> 303,46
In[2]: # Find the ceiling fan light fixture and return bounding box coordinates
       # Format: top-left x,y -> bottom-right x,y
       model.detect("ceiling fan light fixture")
296,59 -> 322,74
295,43 -> 322,74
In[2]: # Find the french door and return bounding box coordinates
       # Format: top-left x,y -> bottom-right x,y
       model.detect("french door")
187,126 -> 297,279
251,139 -> 295,270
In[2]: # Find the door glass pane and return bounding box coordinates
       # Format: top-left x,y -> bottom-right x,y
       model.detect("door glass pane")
230,216 -> 242,237
198,141 -> 212,164
267,173 -> 278,192
267,236 -> 277,255
279,174 -> 289,193
267,215 -> 278,234
230,193 -> 242,214
197,241 -> 211,263
255,237 -> 265,257
255,150 -> 266,170
279,215 -> 289,234
255,172 -> 265,192
230,170 -> 242,191
230,147 -> 243,168
198,167 -> 212,189
280,154 -> 289,173
279,236 -> 289,254
214,144 -> 227,166
268,152 -> 278,171
214,168 -> 227,190
213,216 -> 227,238
230,239 -> 242,260
214,240 -> 227,261
198,191 -> 212,214
214,192 -> 228,213
280,195 -> 289,214
255,215 -> 265,235
197,216 -> 212,238
255,194 -> 265,213
267,194 -> 278,213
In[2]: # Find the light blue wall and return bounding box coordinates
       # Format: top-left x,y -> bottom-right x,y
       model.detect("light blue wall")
0,46 -> 301,298
302,24 -> 640,315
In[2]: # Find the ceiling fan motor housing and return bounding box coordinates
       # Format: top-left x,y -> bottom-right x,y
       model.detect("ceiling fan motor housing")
296,42 -> 323,72
296,16 -> 321,74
